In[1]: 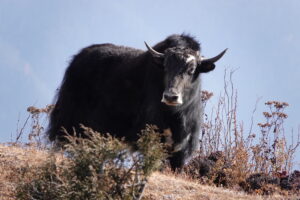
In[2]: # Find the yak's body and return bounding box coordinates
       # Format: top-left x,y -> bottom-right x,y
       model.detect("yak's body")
48,34 -> 226,169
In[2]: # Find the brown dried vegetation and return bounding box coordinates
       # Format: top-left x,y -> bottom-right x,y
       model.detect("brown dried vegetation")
1,70 -> 300,199
184,70 -> 300,197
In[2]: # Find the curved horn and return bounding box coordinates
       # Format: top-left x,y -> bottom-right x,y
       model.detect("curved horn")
144,42 -> 164,57
201,48 -> 228,63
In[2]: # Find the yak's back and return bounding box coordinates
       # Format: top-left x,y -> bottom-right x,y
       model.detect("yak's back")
48,43 -> 145,141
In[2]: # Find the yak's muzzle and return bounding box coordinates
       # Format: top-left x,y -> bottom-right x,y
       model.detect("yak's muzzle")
161,92 -> 183,106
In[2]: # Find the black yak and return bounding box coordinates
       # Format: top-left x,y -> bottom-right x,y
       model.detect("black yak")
48,34 -> 226,169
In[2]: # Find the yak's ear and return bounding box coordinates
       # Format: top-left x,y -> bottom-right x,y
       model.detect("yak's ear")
151,54 -> 165,66
197,61 -> 216,73
145,42 -> 165,66
193,61 -> 215,81
197,49 -> 227,73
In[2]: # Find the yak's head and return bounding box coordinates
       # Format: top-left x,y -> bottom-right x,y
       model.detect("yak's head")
145,42 -> 227,106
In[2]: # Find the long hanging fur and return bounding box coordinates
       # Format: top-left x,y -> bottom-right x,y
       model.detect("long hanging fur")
48,34 -> 223,169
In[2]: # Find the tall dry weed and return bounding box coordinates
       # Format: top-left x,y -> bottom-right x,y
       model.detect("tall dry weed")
187,69 -> 300,193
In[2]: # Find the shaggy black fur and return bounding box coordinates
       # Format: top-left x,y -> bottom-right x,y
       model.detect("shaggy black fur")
48,34 -> 225,169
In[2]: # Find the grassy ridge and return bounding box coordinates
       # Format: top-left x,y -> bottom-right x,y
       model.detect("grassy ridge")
2,71 -> 299,199
0,144 -> 293,200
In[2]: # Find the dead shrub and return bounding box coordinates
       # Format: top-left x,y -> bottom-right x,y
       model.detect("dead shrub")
15,125 -> 166,200
185,69 -> 300,195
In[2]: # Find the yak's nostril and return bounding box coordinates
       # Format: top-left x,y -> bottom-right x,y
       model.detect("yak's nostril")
164,94 -> 179,102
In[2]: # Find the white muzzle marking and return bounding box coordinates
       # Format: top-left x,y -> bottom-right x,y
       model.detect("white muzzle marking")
161,93 -> 183,106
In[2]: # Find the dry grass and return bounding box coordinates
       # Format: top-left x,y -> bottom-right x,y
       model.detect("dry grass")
0,144 -> 49,199
144,172 -> 290,200
0,144 -> 296,200
191,70 -> 300,193
3,71 -> 300,199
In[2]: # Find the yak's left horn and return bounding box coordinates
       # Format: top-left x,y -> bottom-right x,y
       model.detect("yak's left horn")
201,49 -> 228,63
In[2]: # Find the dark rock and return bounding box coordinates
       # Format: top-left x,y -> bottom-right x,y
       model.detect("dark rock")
246,173 -> 279,190
280,170 -> 300,190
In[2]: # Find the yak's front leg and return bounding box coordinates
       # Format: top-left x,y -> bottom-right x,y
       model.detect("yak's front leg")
168,116 -> 200,170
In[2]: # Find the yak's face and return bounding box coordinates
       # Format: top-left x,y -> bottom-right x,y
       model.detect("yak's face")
161,48 -> 199,106
145,43 -> 227,106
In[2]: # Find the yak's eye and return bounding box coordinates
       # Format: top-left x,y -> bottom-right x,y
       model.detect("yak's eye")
187,67 -> 196,75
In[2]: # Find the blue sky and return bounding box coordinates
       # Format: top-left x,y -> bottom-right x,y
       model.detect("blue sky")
1,0 -> 299,161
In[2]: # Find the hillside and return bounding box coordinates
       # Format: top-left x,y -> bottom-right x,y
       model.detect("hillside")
0,144 -> 296,200
145,173 -> 286,200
